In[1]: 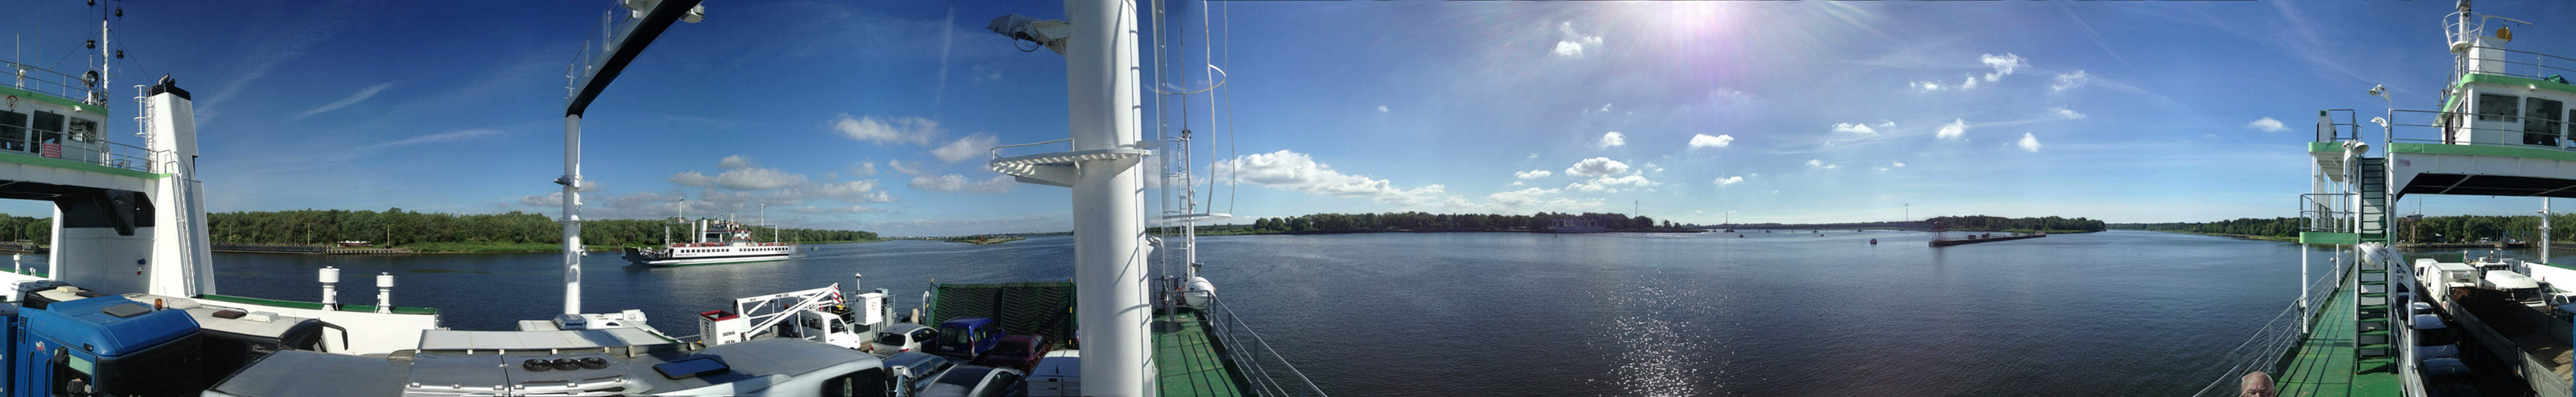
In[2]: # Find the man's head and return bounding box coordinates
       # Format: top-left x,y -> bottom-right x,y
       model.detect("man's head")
2240,371 -> 2276,397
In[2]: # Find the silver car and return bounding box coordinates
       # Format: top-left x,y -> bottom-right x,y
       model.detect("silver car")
918,365 -> 1027,397
871,323 -> 937,357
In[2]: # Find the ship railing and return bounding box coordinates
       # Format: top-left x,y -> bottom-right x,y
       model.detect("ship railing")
1,58 -> 112,106
2297,193 -> 2356,234
2184,258 -> 2352,397
2454,44 -> 2576,86
1197,294 -> 1331,397
0,132 -> 158,173
2314,109 -> 2364,143
2380,109 -> 2576,153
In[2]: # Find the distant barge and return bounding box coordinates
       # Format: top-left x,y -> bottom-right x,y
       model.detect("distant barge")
1928,232 -> 2045,247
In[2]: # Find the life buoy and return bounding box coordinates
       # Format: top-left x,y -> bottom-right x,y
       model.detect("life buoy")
4,95 -> 15,109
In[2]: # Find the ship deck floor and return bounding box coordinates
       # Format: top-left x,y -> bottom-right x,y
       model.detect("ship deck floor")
1155,310 -> 1255,397
2276,280 -> 2401,396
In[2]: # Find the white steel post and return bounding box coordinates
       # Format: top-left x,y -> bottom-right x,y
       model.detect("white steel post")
560,114 -> 585,315
1068,0 -> 1148,394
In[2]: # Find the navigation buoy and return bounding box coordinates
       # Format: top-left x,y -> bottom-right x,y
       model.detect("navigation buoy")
1869,238 -> 1878,245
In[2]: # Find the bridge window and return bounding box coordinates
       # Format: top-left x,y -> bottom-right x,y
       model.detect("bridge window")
2529,98 -> 2564,146
0,111 -> 22,152
2481,94 -> 2520,123
30,112 -> 62,154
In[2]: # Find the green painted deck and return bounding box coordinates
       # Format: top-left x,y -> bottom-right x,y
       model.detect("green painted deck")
1156,310 -> 1256,397
2274,279 -> 2401,396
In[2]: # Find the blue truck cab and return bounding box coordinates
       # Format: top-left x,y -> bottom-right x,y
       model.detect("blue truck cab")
929,318 -> 1004,359
5,296 -> 205,397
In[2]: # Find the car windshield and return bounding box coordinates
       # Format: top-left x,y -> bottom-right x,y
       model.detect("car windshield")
937,367 -> 997,386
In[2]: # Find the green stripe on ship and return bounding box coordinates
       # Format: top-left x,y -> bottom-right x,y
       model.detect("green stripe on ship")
0,85 -> 108,116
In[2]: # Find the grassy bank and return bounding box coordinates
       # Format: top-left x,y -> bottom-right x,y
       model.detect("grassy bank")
2125,230 -> 2298,242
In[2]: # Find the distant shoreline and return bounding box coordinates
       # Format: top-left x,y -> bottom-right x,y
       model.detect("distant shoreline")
209,240 -> 888,255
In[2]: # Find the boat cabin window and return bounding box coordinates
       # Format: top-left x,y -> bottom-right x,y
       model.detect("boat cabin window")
2481,93 -> 2520,124
67,118 -> 95,144
0,110 -> 24,152
2529,97 -> 2565,146
31,111 -> 62,153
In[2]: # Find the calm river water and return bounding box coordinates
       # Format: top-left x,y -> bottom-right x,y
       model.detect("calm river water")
160,230 -> 2339,396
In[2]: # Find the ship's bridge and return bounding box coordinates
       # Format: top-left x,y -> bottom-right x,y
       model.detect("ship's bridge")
2318,34 -> 2576,201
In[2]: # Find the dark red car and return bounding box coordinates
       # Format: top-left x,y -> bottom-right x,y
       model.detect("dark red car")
970,334 -> 1051,371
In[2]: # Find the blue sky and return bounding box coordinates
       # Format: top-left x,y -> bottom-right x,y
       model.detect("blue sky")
4,1 -> 2574,236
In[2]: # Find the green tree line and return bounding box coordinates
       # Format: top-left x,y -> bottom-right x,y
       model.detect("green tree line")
1927,215 -> 2108,232
1236,212 -> 1662,233
2112,214 -> 2576,243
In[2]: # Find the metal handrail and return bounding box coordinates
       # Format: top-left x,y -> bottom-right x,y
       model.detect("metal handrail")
2383,109 -> 2576,150
2299,193 -> 2357,233
2455,45 -> 2576,84
2317,109 -> 2364,143
989,138 -> 1075,159
1,58 -> 111,106
0,132 -> 157,173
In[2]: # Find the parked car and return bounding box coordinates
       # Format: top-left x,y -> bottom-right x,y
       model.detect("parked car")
2413,314 -> 2460,361
931,317 -> 1006,359
870,323 -> 937,357
884,351 -> 961,396
2421,357 -> 2479,397
918,365 -> 1027,397
972,334 -> 1052,370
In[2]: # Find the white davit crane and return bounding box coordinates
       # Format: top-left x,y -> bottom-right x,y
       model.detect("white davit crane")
696,273 -> 891,351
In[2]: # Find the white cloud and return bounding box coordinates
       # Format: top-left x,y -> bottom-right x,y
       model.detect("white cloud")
292,81 -> 395,120
931,133 -> 1000,162
2247,117 -> 2288,132
1510,181 -> 1524,186
1893,161 -> 1907,167
1565,157 -> 1630,176
1215,150 -> 1448,204
1715,176 -> 1744,185
886,159 -> 927,176
677,167 -> 809,191
1936,118 -> 1968,140
1688,134 -> 1734,148
908,174 -> 1017,193
358,128 -> 507,152
1878,121 -> 1895,128
2053,108 -> 2087,120
1910,81 -> 1945,92
790,205 -> 888,214
1526,153 -> 1539,159
1514,170 -> 1555,179
1959,74 -> 1979,90
1551,21 -> 1604,58
1596,131 -> 1626,148
1979,53 -> 2026,81
831,113 -> 941,145
1376,105 -> 1389,113
2051,70 -> 2092,93
2017,132 -> 2043,152
1831,123 -> 1877,135
1807,159 -> 1840,169
802,180 -> 892,202
1874,167 -> 1890,171
1565,174 -> 1658,193
718,155 -> 754,169
851,161 -> 879,176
